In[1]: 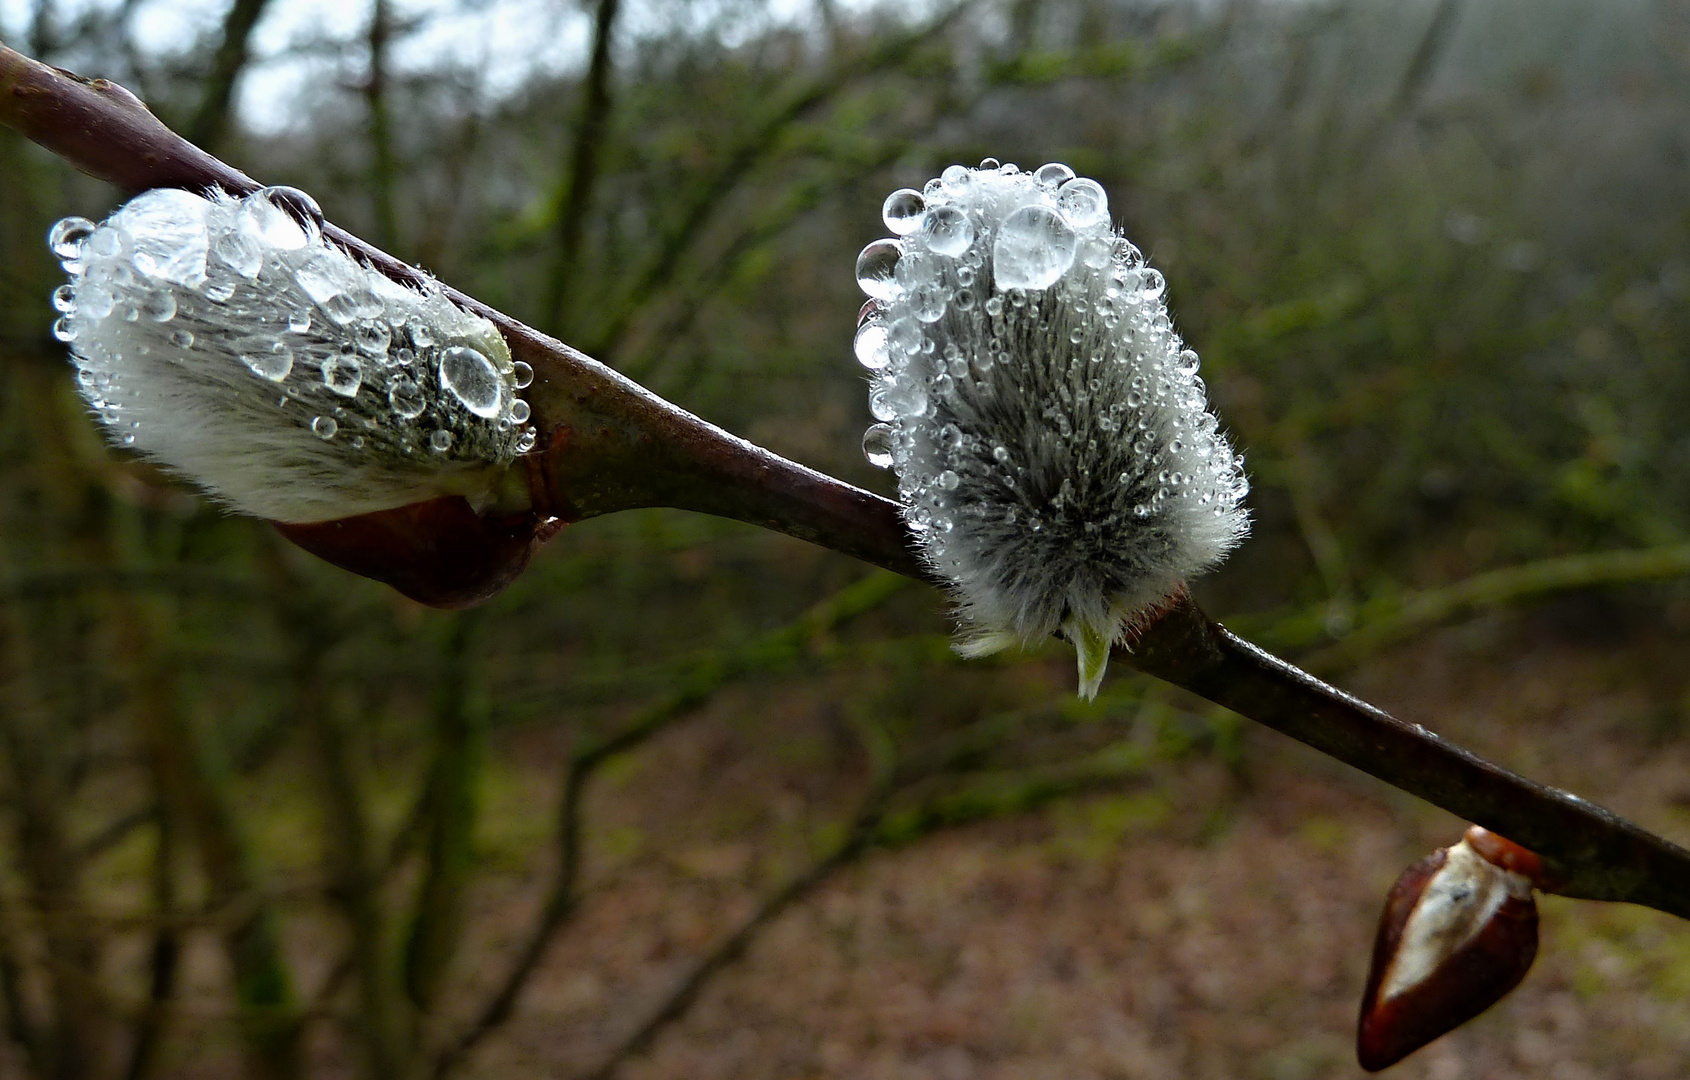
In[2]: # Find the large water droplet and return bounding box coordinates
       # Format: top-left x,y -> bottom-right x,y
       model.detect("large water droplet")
439,345 -> 503,418
214,227 -> 264,278
862,423 -> 895,468
81,286 -> 115,321
882,189 -> 925,236
911,283 -> 950,323
51,318 -> 76,342
508,399 -> 531,424
855,239 -> 903,301
920,206 -> 974,258
992,205 -> 1077,291
48,217 -> 97,263
254,186 -> 324,233
512,360 -> 534,388
51,284 -> 75,313
1057,178 -> 1108,228
854,322 -> 890,371
312,415 -> 338,439
141,290 -> 177,323
239,190 -> 308,251
389,377 -> 426,419
354,320 -> 392,356
240,341 -> 294,382
1035,162 -> 1076,189
120,189 -> 213,288
321,354 -> 363,397
295,252 -> 356,305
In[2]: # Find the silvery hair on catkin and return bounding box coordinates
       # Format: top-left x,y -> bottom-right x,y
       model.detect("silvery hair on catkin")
853,160 -> 1250,698
47,186 -> 537,524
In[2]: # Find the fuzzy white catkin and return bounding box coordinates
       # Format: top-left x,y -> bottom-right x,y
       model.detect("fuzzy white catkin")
854,160 -> 1250,698
47,187 -> 537,524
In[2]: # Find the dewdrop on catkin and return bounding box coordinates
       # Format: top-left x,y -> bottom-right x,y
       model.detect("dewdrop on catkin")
853,160 -> 1250,698
47,186 -> 538,524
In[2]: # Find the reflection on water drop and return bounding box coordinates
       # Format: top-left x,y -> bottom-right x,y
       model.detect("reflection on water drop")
993,205 -> 1077,291
141,290 -> 177,322
439,345 -> 502,418
882,189 -> 925,236
862,423 -> 895,468
321,354 -> 363,397
48,217 -> 96,263
241,342 -> 294,382
388,377 -> 426,419
855,239 -> 903,301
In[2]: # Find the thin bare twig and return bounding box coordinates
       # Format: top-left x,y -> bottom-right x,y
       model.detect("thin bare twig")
2,44 -> 1688,921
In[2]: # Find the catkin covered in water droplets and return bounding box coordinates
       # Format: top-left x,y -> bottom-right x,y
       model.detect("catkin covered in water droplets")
854,161 -> 1250,699
46,187 -> 537,522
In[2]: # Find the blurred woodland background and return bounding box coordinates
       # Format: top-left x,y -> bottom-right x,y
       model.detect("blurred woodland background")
3,0 -> 1690,1076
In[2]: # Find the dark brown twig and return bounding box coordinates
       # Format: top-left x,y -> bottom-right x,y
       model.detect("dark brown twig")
2,43 -> 1688,921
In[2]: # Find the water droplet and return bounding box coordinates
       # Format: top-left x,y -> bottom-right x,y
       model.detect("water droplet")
439,345 -> 503,418
350,435 -> 366,449
51,284 -> 75,313
321,354 -> 363,397
354,320 -> 392,356
920,206 -> 975,258
81,286 -> 114,320
979,157 -> 1000,170
508,398 -> 531,424
939,469 -> 960,490
430,429 -> 452,452
288,310 -> 312,333
254,186 -> 324,232
855,239 -> 903,301
869,384 -> 895,421
1057,177 -> 1108,228
953,290 -> 976,312
295,251 -> 354,305
942,164 -> 971,187
984,296 -> 1003,317
312,415 -> 338,439
48,217 -> 97,262
862,423 -> 895,468
1177,349 -> 1199,375
388,377 -> 426,419
169,329 -> 194,349
213,227 -> 264,277
120,189 -> 211,287
51,318 -> 75,342
854,322 -> 890,371
1036,163 -> 1077,189
410,322 -> 435,349
515,428 -> 538,453
512,360 -> 534,389
1140,268 -> 1166,301
911,283 -> 950,323
205,279 -> 237,303
882,189 -> 925,235
241,342 -> 294,382
993,205 -> 1077,291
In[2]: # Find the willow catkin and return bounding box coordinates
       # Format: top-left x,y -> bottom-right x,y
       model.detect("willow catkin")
854,160 -> 1250,698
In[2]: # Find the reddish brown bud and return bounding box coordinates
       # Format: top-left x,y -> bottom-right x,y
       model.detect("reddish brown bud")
1356,837 -> 1538,1071
276,496 -> 565,609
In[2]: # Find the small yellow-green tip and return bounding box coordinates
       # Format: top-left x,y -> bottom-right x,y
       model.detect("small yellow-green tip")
1069,620 -> 1112,701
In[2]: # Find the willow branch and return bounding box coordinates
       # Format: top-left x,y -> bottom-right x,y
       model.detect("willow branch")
3,43 -> 1688,921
